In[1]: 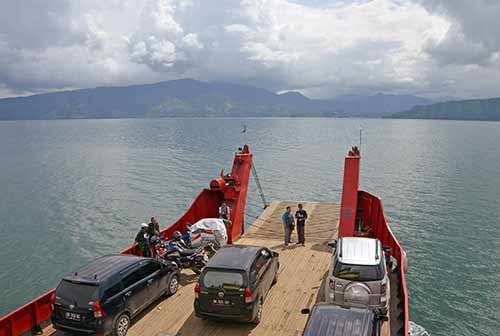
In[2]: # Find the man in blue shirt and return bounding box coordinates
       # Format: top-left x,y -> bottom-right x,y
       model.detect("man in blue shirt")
295,203 -> 308,246
282,206 -> 295,246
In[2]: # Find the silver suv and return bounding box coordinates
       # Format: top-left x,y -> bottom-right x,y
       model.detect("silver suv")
325,237 -> 389,313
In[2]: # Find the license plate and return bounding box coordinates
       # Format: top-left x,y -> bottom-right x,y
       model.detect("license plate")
212,299 -> 230,305
65,312 -> 81,321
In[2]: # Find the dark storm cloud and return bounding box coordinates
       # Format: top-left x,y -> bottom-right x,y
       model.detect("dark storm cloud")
417,0 -> 500,66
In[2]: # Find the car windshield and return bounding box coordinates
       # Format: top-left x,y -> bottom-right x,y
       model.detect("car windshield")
333,262 -> 383,281
56,280 -> 99,307
202,270 -> 244,289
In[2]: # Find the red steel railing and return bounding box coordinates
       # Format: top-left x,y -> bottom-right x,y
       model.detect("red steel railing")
358,190 -> 409,336
0,145 -> 253,336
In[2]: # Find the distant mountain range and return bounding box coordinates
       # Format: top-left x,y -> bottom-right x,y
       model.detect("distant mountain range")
0,79 -> 333,120
328,93 -> 433,118
0,79 -> 436,120
391,98 -> 500,121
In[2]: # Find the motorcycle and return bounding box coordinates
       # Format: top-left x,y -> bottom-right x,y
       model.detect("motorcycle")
158,240 -> 216,275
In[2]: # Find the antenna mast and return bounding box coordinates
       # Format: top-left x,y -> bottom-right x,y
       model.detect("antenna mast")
359,127 -> 362,152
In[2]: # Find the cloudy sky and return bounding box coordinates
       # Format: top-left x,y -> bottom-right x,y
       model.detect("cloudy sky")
1,0 -> 499,99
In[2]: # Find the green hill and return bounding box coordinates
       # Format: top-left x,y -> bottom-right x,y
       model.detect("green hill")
391,98 -> 500,121
0,79 -> 336,120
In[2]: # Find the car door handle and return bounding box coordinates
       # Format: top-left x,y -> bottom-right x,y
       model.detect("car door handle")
124,291 -> 132,297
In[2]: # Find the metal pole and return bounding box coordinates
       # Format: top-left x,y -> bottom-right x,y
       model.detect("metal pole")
359,127 -> 362,152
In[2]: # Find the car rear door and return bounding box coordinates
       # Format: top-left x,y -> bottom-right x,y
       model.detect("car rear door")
199,268 -> 247,315
254,249 -> 273,297
120,264 -> 150,316
100,280 -> 124,320
140,260 -> 164,301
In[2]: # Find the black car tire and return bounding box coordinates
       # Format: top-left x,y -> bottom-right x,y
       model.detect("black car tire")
253,298 -> 263,324
166,273 -> 179,296
113,313 -> 130,336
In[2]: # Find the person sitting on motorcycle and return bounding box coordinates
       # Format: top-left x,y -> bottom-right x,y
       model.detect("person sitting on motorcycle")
181,224 -> 192,246
172,230 -> 190,249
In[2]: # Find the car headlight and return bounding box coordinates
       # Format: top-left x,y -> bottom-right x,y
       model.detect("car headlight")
344,283 -> 371,304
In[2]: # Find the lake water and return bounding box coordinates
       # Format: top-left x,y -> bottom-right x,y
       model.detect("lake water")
0,118 -> 499,335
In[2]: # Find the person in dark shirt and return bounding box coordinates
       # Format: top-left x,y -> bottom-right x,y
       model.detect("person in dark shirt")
135,223 -> 150,257
147,217 -> 160,258
295,203 -> 308,246
148,217 -> 160,235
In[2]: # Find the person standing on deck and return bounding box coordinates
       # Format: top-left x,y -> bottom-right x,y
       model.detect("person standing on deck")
282,206 -> 295,246
135,223 -> 150,257
295,203 -> 308,246
148,217 -> 160,258
148,216 -> 160,236
219,201 -> 231,220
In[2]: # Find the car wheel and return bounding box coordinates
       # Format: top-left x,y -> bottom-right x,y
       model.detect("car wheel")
272,268 -> 278,285
166,273 -> 179,296
253,298 -> 263,324
113,313 -> 130,336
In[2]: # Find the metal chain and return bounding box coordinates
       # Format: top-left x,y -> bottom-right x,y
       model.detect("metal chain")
251,163 -> 269,209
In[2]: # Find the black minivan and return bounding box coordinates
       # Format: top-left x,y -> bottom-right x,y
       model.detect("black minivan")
301,304 -> 387,336
51,254 -> 179,336
194,245 -> 279,324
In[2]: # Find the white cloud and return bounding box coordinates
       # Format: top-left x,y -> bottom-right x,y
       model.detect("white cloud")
1,0 -> 499,99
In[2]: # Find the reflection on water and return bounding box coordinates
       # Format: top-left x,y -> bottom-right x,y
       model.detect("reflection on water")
1,118 -> 499,336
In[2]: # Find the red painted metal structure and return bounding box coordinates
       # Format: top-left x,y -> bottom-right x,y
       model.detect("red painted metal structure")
357,191 -> 409,336
0,145 -> 253,336
338,147 -> 409,336
338,146 -> 361,238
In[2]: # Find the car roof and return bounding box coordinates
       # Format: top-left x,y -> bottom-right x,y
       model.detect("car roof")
337,237 -> 381,266
62,254 -> 147,284
206,245 -> 264,271
303,304 -> 374,336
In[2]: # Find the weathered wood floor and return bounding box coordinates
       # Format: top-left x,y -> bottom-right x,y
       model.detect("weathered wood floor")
45,200 -> 389,336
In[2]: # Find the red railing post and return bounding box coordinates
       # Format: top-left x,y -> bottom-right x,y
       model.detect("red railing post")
339,147 -> 361,237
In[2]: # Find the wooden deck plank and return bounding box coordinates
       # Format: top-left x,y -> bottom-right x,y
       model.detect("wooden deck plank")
45,200 -> 390,336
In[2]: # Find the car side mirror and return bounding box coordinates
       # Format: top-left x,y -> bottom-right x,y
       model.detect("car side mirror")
327,241 -> 337,249
272,251 -> 279,257
301,308 -> 311,315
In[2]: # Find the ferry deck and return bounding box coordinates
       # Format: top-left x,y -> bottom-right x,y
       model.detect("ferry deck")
44,200 -> 392,336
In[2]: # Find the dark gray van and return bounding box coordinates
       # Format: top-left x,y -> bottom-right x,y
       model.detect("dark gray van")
301,304 -> 387,336
51,254 -> 179,336
194,245 -> 279,324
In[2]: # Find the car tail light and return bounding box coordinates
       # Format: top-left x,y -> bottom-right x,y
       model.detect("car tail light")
329,279 -> 335,290
93,300 -> 106,318
244,287 -> 253,304
194,282 -> 200,299
50,292 -> 56,310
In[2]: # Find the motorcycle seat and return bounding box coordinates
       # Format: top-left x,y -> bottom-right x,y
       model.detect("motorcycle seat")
179,248 -> 201,256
